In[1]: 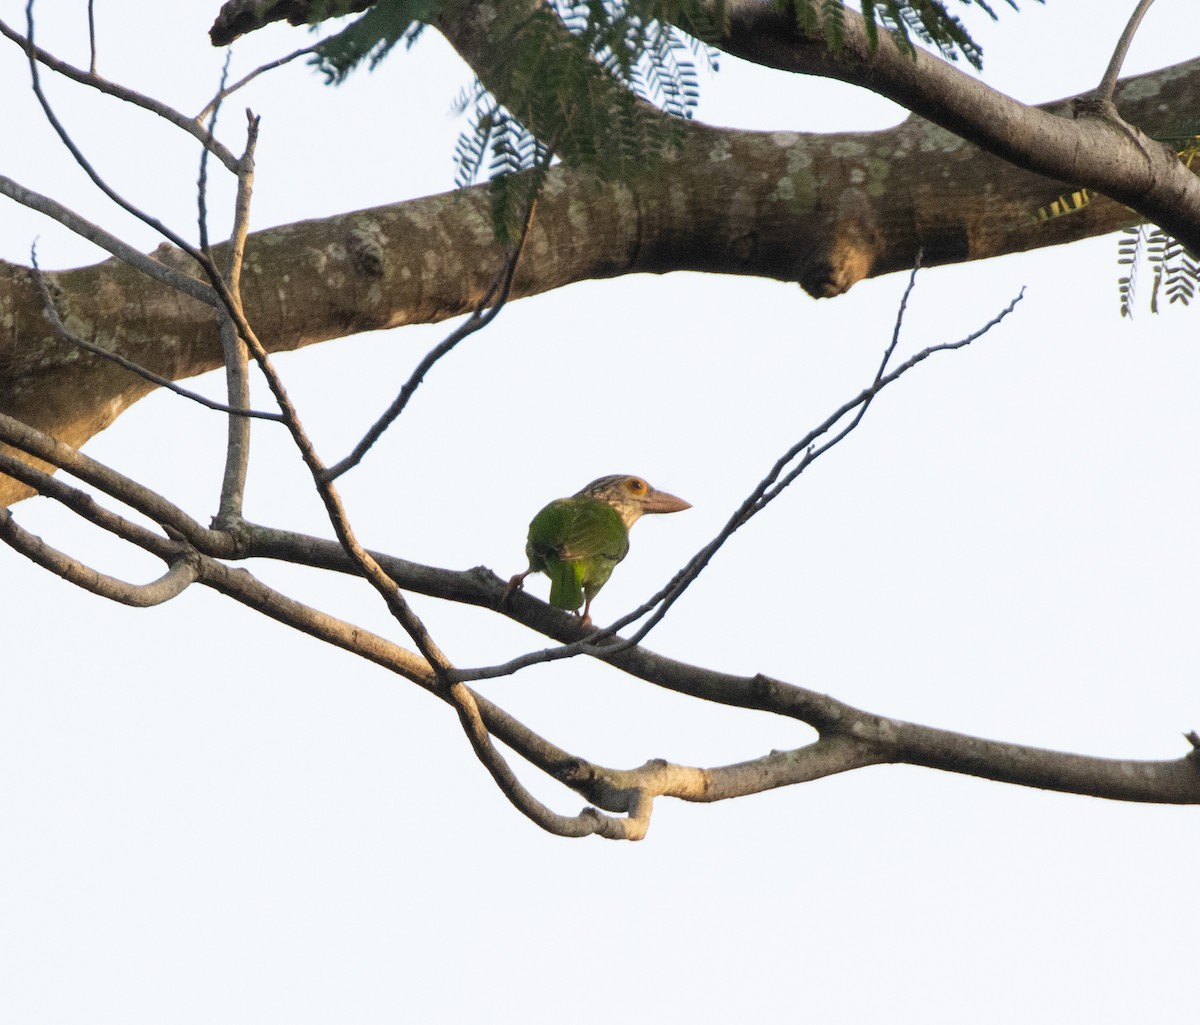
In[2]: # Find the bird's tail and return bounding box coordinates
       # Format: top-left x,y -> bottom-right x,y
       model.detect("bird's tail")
547,560 -> 584,612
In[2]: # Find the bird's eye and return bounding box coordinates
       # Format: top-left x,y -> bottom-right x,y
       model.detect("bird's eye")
627,478 -> 645,492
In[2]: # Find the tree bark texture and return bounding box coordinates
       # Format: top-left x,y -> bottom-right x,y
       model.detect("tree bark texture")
3,3 -> 1200,505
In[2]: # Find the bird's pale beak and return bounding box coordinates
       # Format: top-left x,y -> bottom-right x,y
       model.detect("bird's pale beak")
644,488 -> 691,515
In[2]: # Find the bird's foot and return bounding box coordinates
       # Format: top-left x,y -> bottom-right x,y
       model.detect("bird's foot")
502,572 -> 527,607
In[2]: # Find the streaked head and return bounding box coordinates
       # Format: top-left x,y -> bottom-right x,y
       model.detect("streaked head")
575,474 -> 691,529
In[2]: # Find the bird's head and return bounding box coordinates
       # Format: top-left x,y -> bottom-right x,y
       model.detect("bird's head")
575,475 -> 691,529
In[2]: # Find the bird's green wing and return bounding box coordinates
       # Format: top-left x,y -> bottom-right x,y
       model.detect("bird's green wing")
526,497 -> 630,611
529,497 -> 629,560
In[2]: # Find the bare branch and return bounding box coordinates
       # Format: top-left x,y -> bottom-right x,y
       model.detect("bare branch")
0,412 -> 238,558
1094,0 -> 1159,107
745,675 -> 1200,805
324,196 -> 539,482
80,499 -> 1192,814
0,175 -> 217,305
225,112 -> 260,291
0,506 -> 198,607
22,1 -> 215,265
0,14 -> 238,170
448,681 -> 645,838
456,279 -> 1024,680
85,0 -> 96,75
447,637 -> 593,684
196,52 -> 234,255
195,44 -> 321,123
0,449 -> 180,558
604,284 -> 1026,649
215,113 -> 262,525
216,316 -> 253,523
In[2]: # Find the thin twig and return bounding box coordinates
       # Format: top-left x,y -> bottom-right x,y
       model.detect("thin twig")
1094,0 -> 1158,107
28,249 -> 284,422
608,285 -> 1026,650
195,44 -> 321,123
453,281 -> 1025,680
875,250 -> 923,384
0,507 -> 199,607
0,175 -> 217,305
23,1 -> 217,267
322,198 -> 540,482
86,0 -> 96,75
448,637 -> 593,683
197,52 -> 233,254
226,112 -> 259,292
0,14 -> 238,171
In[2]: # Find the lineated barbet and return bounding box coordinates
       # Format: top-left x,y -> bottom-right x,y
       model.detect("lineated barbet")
506,474 -> 691,627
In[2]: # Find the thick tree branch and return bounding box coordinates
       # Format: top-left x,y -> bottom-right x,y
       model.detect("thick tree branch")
210,1 -> 1200,251
5,2 -> 1199,503
714,1 -> 1200,251
8,43 -> 1197,506
210,0 -> 372,46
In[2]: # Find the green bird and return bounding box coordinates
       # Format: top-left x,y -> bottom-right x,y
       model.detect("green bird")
506,474 -> 691,626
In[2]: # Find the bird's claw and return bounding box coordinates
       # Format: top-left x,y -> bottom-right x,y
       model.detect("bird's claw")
502,572 -> 527,608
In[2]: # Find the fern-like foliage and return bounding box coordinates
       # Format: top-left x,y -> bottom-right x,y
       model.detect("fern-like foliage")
826,0 -> 1022,71
451,96 -> 553,242
1116,225 -> 1144,319
310,0 -> 437,83
312,0 -> 1021,243
1032,135 -> 1200,317
1118,226 -> 1200,317
1117,139 -> 1200,316
450,2 -> 724,241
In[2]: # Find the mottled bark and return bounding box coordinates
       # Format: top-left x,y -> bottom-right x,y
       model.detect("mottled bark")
3,3 -> 1200,505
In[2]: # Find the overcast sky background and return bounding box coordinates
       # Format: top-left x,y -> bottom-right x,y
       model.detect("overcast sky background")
2,2 -> 1199,1021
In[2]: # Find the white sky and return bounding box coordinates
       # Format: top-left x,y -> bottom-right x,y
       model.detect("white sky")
2,2 -> 1198,1021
